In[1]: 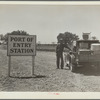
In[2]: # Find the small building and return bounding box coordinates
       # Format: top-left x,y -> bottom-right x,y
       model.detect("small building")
82,33 -> 91,40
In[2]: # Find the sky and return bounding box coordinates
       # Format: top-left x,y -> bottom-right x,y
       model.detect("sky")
0,4 -> 100,43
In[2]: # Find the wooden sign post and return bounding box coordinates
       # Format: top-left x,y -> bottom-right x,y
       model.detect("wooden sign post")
8,56 -> 11,77
7,35 -> 36,77
32,56 -> 35,75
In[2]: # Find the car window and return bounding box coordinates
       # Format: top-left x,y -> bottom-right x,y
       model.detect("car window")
79,42 -> 89,49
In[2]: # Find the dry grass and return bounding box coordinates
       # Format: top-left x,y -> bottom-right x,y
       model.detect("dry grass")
0,48 -> 100,91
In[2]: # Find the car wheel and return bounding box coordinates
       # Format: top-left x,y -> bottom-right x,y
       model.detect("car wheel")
69,63 -> 76,72
69,55 -> 76,72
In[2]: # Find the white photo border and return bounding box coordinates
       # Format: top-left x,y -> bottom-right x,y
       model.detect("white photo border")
0,1 -> 100,99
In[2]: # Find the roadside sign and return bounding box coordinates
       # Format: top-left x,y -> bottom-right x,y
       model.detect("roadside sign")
7,35 -> 36,56
7,35 -> 36,77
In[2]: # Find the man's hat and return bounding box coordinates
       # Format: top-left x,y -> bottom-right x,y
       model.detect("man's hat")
69,51 -> 73,54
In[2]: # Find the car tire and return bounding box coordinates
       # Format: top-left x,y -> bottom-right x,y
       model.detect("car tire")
69,63 -> 76,72
69,54 -> 76,72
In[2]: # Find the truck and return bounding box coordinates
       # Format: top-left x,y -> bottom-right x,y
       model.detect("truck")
64,33 -> 100,72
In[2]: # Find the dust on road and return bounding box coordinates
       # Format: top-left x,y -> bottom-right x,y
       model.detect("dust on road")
0,49 -> 100,91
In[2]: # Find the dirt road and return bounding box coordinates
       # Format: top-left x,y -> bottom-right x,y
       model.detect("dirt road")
0,48 -> 100,91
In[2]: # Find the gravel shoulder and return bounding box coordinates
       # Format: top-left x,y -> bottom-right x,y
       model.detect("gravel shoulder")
0,48 -> 100,91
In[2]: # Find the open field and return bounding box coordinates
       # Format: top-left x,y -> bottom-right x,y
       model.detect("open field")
0,47 -> 100,91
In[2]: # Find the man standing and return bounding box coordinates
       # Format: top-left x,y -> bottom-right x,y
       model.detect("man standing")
56,38 -> 71,69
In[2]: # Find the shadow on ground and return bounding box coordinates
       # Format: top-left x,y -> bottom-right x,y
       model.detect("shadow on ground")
73,65 -> 100,76
10,75 -> 47,79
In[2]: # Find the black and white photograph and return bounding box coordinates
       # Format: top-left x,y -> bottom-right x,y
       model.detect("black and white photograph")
0,1 -> 100,99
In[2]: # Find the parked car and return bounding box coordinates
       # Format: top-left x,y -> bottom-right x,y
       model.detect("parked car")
64,39 -> 100,72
